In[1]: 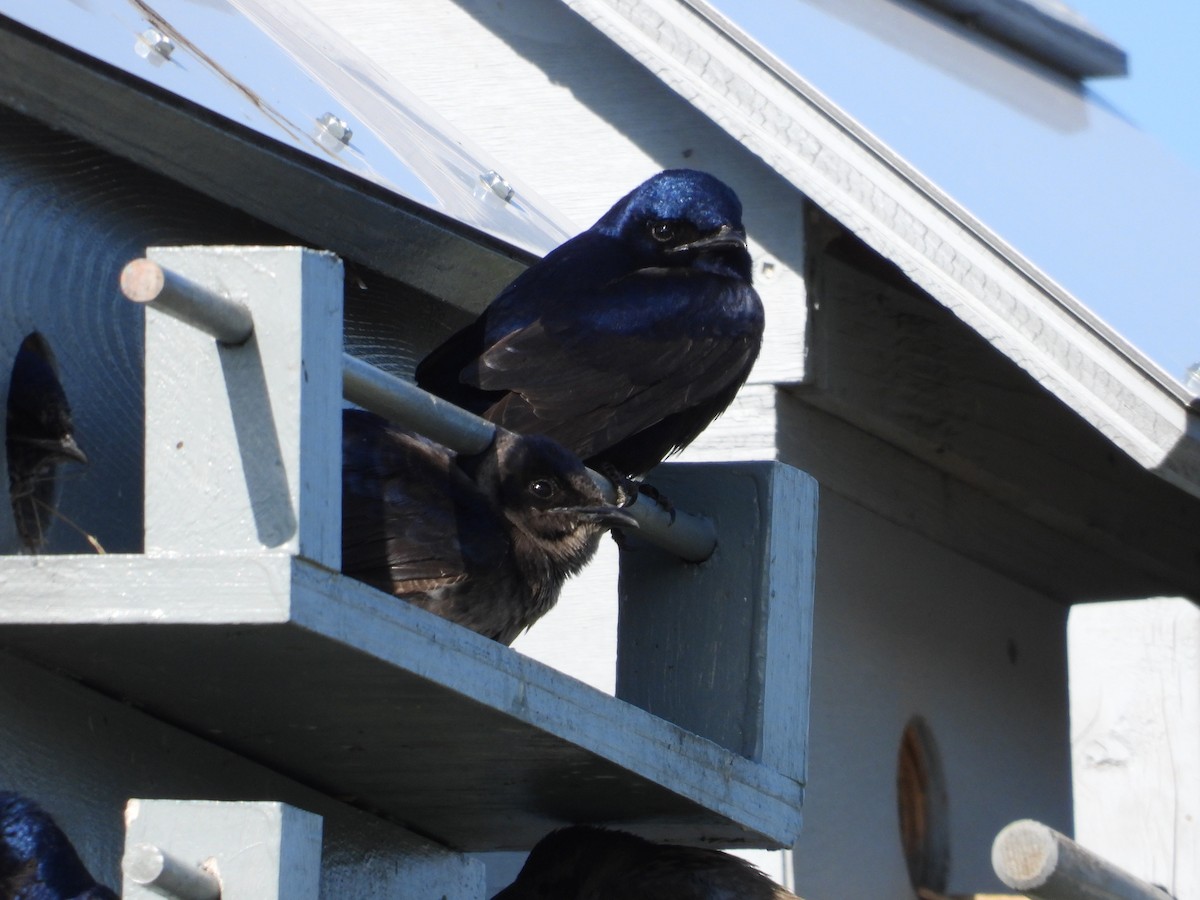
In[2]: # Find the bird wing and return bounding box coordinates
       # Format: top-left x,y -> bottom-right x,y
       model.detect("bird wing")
604,846 -> 792,900
462,269 -> 762,463
341,412 -> 508,595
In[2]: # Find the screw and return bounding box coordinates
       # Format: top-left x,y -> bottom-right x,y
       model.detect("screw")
317,113 -> 352,144
135,28 -> 175,63
481,170 -> 514,202
314,113 -> 353,154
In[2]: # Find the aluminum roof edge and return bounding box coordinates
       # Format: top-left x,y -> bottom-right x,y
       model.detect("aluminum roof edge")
563,0 -> 1200,499
913,0 -> 1127,79
0,14 -> 537,312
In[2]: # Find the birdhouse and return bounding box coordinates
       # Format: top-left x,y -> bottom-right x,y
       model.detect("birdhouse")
0,2 -> 816,897
1,1 -> 1198,899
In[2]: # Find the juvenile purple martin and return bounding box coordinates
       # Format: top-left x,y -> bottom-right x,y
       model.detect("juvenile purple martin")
341,409 -> 635,644
0,792 -> 117,900
5,338 -> 87,552
492,826 -> 802,900
416,169 -> 764,478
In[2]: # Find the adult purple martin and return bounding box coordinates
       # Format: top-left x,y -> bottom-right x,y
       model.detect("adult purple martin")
341,409 -> 636,645
5,338 -> 88,552
0,792 -> 117,900
416,169 -> 764,478
491,826 -> 802,900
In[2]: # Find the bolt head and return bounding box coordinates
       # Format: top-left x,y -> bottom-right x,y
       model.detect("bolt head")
481,170 -> 514,202
135,28 -> 175,62
318,113 -> 353,144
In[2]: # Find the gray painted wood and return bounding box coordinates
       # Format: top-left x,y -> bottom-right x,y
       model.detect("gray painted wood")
0,552 -> 803,850
1069,599 -> 1200,899
793,224 -> 1200,601
788,491 -> 1073,898
0,651 -> 486,898
0,107 -> 299,556
617,462 -> 815,785
143,246 -> 342,568
124,801 -> 322,900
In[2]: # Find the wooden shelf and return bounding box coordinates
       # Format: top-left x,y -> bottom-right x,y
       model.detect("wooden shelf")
0,553 -> 802,851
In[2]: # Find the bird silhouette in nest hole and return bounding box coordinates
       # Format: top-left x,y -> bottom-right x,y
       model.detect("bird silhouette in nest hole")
5,338 -> 88,553
341,409 -> 636,645
492,825 -> 803,900
416,169 -> 764,484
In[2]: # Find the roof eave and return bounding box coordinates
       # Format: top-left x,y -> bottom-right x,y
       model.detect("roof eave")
562,0 -> 1200,500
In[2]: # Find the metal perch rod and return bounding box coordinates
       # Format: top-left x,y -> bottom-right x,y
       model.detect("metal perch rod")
343,354 -> 717,562
123,843 -> 221,899
123,258 -> 718,562
992,819 -> 1175,900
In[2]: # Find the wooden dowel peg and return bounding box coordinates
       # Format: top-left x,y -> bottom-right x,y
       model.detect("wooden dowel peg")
121,258 -> 254,345
992,820 -> 1174,900
124,842 -> 221,900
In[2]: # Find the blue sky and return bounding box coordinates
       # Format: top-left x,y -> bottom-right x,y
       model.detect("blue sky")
1071,2 -> 1200,172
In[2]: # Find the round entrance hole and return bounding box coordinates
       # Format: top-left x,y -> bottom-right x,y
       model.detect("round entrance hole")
6,333 -> 87,551
897,716 -> 949,895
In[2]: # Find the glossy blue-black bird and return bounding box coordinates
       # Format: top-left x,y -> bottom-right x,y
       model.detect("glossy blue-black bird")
341,409 -> 636,644
491,826 -> 801,899
5,337 -> 88,552
0,793 -> 116,900
416,169 -> 764,478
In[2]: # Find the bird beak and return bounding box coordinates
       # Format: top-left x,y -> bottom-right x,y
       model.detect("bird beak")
9,433 -> 89,465
56,433 -> 88,465
571,506 -> 640,530
667,223 -> 747,254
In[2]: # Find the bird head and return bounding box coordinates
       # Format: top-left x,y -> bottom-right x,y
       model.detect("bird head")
6,339 -> 88,467
487,431 -> 636,565
491,827 -> 653,899
596,169 -> 753,280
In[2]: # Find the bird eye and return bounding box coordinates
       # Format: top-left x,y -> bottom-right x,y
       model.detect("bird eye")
528,478 -> 558,500
649,220 -> 676,243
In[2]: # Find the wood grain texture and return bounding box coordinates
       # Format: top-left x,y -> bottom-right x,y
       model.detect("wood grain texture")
1069,599 -> 1200,899
0,553 -> 803,850
0,16 -> 531,314
0,108 -> 295,555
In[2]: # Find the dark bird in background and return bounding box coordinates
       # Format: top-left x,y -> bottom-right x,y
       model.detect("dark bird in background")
0,793 -> 117,900
492,826 -> 802,900
5,337 -> 88,552
417,169 -> 764,479
341,409 -> 636,644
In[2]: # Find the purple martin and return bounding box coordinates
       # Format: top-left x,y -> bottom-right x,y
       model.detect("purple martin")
0,793 -> 117,900
416,169 -> 764,478
5,338 -> 87,552
492,826 -> 801,900
341,409 -> 636,644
